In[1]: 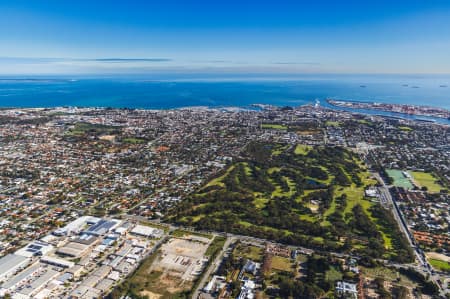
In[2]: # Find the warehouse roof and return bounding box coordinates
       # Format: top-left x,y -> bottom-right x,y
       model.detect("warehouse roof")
0,254 -> 30,277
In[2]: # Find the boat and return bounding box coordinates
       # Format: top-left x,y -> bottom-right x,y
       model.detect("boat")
314,99 -> 320,108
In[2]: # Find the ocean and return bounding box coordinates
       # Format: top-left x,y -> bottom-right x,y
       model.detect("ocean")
0,74 -> 449,110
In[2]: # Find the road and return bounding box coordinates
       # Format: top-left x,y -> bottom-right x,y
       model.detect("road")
372,172 -> 423,263
372,172 -> 448,296
8,195 -> 86,246
191,236 -> 234,299
125,206 -> 450,296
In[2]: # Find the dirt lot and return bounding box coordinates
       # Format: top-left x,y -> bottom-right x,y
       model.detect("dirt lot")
140,290 -> 162,299
142,237 -> 211,297
426,252 -> 450,262
154,237 -> 210,281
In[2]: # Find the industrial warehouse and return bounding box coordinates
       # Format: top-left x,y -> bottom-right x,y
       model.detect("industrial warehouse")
0,216 -> 164,298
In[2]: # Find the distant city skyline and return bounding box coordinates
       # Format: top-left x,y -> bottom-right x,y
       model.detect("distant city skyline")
1,0 -> 450,74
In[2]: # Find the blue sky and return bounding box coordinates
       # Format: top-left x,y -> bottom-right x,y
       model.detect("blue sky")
1,0 -> 450,74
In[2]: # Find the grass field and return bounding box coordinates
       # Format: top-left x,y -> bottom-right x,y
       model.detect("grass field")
122,137 -> 146,144
66,122 -> 120,136
398,126 -> 413,131
386,169 -> 414,189
325,121 -> 341,127
261,123 -> 287,130
233,244 -> 264,262
429,259 -> 450,272
410,171 -> 445,193
271,256 -> 293,272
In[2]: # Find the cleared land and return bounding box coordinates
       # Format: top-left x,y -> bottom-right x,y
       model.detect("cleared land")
426,251 -> 450,262
112,236 -> 211,299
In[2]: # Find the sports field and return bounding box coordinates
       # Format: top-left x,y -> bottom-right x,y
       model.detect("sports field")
386,169 -> 413,189
411,171 -> 445,193
261,123 -> 287,130
429,258 -> 450,272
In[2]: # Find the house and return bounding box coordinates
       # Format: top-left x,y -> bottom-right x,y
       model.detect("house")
336,281 -> 358,299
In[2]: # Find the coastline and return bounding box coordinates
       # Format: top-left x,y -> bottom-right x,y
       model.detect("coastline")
326,99 -> 450,119
2,100 -> 450,125
320,100 -> 450,125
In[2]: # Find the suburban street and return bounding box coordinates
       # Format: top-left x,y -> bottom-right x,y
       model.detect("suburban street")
372,171 -> 448,296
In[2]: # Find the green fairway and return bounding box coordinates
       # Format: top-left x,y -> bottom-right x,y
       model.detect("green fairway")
253,196 -> 269,209
294,144 -> 312,155
411,171 -> 445,193
202,164 -> 236,188
170,142 -> 412,262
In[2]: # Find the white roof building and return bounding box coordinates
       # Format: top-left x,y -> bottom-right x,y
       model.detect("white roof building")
0,254 -> 31,282
130,225 -> 163,238
40,256 -> 75,268
15,241 -> 54,258
336,281 -> 358,298
53,216 -> 100,236
365,188 -> 378,197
